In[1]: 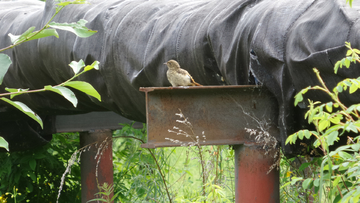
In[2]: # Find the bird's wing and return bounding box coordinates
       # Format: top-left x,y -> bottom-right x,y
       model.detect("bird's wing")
177,68 -> 202,86
177,69 -> 191,79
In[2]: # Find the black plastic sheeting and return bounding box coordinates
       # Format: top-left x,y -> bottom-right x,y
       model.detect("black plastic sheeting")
1,0 -> 360,154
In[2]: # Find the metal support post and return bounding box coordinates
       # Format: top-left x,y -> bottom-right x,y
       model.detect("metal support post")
234,144 -> 279,203
80,129 -> 114,203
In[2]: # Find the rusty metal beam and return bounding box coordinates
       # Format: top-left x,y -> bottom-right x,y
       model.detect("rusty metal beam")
140,85 -> 280,203
80,129 -> 114,203
139,85 -> 279,148
56,111 -> 143,132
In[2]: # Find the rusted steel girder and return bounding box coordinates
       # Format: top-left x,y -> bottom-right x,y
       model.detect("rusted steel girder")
139,85 -> 279,148
80,129 -> 114,203
140,85 -> 280,203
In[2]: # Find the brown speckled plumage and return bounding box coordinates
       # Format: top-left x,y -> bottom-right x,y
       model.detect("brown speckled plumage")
164,60 -> 202,87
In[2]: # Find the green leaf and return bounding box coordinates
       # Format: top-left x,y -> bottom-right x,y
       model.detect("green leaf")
329,145 -> 351,157
327,131 -> 339,146
335,84 -> 343,93
313,178 -> 320,187
344,58 -> 351,68
5,87 -> 29,99
280,182 -> 291,189
0,53 -> 12,85
84,61 -> 100,71
86,198 -> 108,203
64,81 -> 101,101
0,98 -> 43,128
0,136 -> 9,151
325,102 -> 333,112
91,61 -> 99,70
69,60 -> 85,74
350,83 -> 358,94
345,123 -> 358,133
354,48 -> 360,54
302,178 -> 312,190
329,114 -> 342,124
339,162 -> 350,171
298,130 -> 304,140
44,86 -> 78,107
304,130 -> 311,139
299,162 -> 311,172
49,19 -> 97,38
29,29 -> 59,41
294,93 -> 303,106
346,50 -> 352,56
10,28 -> 59,44
29,172 -> 36,182
318,120 -> 330,132
286,133 -> 298,145
351,143 -> 360,151
29,159 -> 36,171
347,104 -> 356,113
338,151 -> 353,160
313,139 -> 321,148
334,61 -> 341,74
57,0 -> 87,6
345,41 -> 351,48
8,26 -> 35,44
290,177 -> 303,185
353,193 -> 360,203
344,80 -> 352,87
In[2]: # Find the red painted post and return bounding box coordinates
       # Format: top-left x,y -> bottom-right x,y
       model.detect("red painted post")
234,144 -> 279,203
80,129 -> 114,203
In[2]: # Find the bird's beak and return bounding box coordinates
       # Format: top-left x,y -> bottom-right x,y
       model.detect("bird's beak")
163,62 -> 167,65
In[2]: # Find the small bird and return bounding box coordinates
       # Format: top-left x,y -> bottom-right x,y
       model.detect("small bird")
164,60 -> 202,87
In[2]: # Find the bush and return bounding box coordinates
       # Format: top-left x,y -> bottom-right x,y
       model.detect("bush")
283,42 -> 360,203
0,133 -> 81,203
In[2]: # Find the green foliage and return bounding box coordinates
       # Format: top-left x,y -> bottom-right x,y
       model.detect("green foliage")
0,60 -> 101,133
346,0 -> 354,8
334,42 -> 360,74
0,133 -> 81,203
1,124 -> 234,202
8,27 -> 59,45
0,97 -> 43,128
0,0 -> 99,151
0,54 -> 11,85
112,123 -> 168,202
49,19 -> 97,38
4,187 -> 22,203
284,42 -> 360,202
87,183 -> 119,203
0,137 -> 8,152
111,123 -> 235,202
280,154 -> 322,202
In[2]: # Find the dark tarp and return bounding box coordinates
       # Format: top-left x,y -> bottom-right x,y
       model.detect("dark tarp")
1,0 -> 360,154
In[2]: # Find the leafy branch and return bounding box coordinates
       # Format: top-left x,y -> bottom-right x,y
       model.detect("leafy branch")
0,0 -> 99,151
285,42 -> 360,202
0,0 -> 93,53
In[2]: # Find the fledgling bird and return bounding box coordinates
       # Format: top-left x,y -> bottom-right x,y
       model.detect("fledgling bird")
164,60 -> 202,87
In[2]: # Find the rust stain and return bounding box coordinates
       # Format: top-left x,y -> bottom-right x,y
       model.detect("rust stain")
140,85 -> 279,148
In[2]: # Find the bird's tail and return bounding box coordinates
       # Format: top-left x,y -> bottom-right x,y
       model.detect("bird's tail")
190,78 -> 202,86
